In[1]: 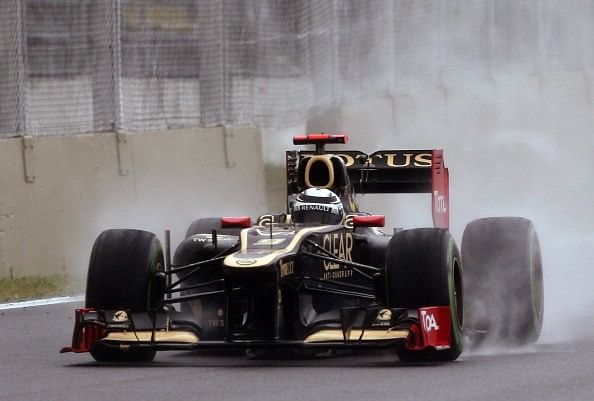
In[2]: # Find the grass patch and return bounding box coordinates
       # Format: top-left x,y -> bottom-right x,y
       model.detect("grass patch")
0,274 -> 75,303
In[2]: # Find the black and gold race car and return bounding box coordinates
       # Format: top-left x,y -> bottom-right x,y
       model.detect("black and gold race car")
62,134 -> 544,362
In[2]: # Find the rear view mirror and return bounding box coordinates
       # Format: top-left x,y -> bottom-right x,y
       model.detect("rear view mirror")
221,216 -> 252,228
352,215 -> 385,228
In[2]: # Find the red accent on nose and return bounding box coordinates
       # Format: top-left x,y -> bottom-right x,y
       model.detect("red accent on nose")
221,216 -> 252,228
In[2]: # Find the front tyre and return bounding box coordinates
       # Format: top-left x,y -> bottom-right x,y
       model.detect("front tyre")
385,228 -> 464,362
86,229 -> 164,362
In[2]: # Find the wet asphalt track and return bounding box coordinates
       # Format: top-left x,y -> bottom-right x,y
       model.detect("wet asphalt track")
1,301 -> 593,401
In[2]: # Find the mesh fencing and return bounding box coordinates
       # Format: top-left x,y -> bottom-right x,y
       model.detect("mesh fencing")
0,0 -> 592,137
0,1 -> 24,135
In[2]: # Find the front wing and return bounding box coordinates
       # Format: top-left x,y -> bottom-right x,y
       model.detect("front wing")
61,306 -> 452,354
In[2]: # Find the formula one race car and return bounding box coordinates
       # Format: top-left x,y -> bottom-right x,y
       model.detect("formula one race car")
62,134 -> 544,362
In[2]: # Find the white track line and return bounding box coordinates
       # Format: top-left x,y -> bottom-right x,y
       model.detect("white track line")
0,294 -> 84,310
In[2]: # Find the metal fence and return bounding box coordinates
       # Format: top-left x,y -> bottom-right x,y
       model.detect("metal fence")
0,0 -> 592,137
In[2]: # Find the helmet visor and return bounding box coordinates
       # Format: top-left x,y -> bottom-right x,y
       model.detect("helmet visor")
292,205 -> 342,225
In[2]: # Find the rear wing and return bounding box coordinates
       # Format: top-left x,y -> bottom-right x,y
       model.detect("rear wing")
286,149 -> 449,229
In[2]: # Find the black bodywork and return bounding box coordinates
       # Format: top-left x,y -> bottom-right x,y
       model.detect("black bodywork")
173,220 -> 391,344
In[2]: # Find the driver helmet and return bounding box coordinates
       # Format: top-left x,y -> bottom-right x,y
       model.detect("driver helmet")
291,188 -> 344,225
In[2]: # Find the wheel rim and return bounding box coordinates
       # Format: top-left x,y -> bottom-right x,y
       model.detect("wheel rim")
531,243 -> 544,320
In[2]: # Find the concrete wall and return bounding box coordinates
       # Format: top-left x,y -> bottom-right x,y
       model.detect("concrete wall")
0,126 -> 266,281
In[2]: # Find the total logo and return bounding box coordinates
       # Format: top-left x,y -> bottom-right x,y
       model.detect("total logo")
420,310 -> 440,332
433,191 -> 447,214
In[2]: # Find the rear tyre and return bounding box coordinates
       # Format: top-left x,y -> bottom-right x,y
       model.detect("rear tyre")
86,229 -> 164,362
185,217 -> 242,238
462,217 -> 543,347
385,228 -> 464,362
